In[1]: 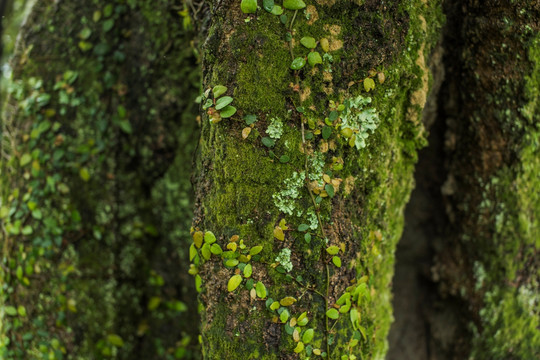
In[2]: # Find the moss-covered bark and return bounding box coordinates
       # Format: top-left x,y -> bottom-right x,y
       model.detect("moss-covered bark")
433,1 -> 540,358
192,1 -> 443,358
0,0 -> 201,358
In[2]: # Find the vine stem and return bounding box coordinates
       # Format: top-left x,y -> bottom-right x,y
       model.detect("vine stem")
300,115 -> 331,357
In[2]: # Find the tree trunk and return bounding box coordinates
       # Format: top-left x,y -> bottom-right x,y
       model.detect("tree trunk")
0,0 -> 201,358
429,1 -> 540,358
192,1 -> 443,358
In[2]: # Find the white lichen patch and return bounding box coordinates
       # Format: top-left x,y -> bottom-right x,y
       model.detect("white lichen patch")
273,171 -> 306,215
275,248 -> 293,272
341,95 -> 380,150
266,117 -> 283,139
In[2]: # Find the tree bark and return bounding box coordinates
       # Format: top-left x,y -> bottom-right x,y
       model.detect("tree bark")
0,0 -> 201,358
192,1 -> 443,358
431,1 -> 540,358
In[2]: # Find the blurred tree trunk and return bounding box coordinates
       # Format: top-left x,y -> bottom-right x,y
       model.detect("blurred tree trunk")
0,0 -> 201,358
191,1 -> 443,358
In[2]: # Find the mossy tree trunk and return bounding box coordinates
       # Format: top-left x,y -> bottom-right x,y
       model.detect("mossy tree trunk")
191,1 -> 442,358
0,0 -> 201,358
431,1 -> 540,358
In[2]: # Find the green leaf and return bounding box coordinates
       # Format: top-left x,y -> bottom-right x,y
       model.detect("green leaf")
297,312 -> 309,326
201,243 -> 211,260
79,27 -> 92,40
279,308 -> 289,322
304,233 -> 311,243
78,41 -> 93,52
294,342 -> 305,353
189,244 -> 197,261
298,224 -> 309,232
103,19 -> 115,32
270,301 -> 280,311
255,281 -> 267,298
17,306 -> 26,317
204,231 -> 217,244
219,105 -> 237,118
300,37 -> 317,49
225,258 -> 239,267
5,306 -> 17,316
271,5 -> 284,15
302,328 -> 314,344
279,155 -> 290,163
332,256 -> 342,267
215,96 -> 234,110
202,98 -> 213,110
261,137 -> 275,148
243,263 -> 253,278
325,183 -> 335,198
336,292 -> 351,305
280,14 -> 288,25
290,57 -> 306,70
263,0 -> 274,12
250,245 -> 263,255
322,126 -> 332,140
326,245 -> 340,255
212,85 -> 227,98
228,274 -> 243,292
364,77 -> 376,92
241,0 -> 258,13
21,226 -> 33,236
20,153 -> 32,167
350,308 -> 360,329
326,308 -> 339,320
210,243 -> 223,255
244,114 -> 257,125
118,120 -> 132,134
307,51 -> 323,66
80,167 -> 91,182
279,296 -> 297,306
283,0 -> 306,10
329,110 -> 339,121
148,296 -> 161,310
107,334 -> 125,347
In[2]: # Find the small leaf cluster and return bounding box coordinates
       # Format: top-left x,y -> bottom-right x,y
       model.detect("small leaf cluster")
202,85 -> 237,123
188,230 -> 264,294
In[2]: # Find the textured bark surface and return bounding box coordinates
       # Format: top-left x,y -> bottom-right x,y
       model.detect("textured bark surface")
192,1 -> 443,359
430,1 -> 540,359
0,0 -> 200,358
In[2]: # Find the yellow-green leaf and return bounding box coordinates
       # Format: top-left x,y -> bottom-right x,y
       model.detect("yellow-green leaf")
293,341 -> 305,353
107,334 -> 124,347
364,77 -> 375,92
228,274 -> 243,292
280,297 -> 297,306
243,263 -> 253,278
241,0 -> 257,14
255,281 -> 267,298
326,308 -> 339,319
148,297 -> 161,310
326,245 -> 340,255
250,245 -> 263,256
302,328 -> 314,344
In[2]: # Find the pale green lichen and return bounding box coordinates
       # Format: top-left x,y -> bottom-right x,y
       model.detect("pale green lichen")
306,208 -> 318,230
266,117 -> 283,139
308,152 -> 325,182
272,171 -> 305,216
275,248 -> 293,272
341,95 -> 380,150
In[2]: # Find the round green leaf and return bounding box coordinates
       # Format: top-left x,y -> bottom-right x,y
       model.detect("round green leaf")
326,308 -> 339,320
322,125 -> 332,140
326,245 -> 340,255
5,306 -> 17,316
332,256 -> 342,267
107,334 -> 125,347
210,243 -> 223,255
262,137 -> 275,148
298,224 -> 309,232
300,37 -> 317,49
271,5 -> 284,15
279,308 -> 290,323
212,85 -> 227,98
250,245 -> 263,255
243,263 -> 253,277
219,105 -> 237,118
294,341 -> 305,353
244,114 -> 257,125
215,96 -> 234,110
308,51 -> 323,66
279,155 -> 290,163
225,258 -> 239,267
228,274 -> 243,292
255,281 -> 267,298
325,183 -> 335,198
364,77 -> 376,92
201,243 -> 211,260
204,231 -> 217,244
290,57 -> 306,70
241,0 -> 258,13
263,0 -> 274,12
283,0 -> 306,10
302,328 -> 314,344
